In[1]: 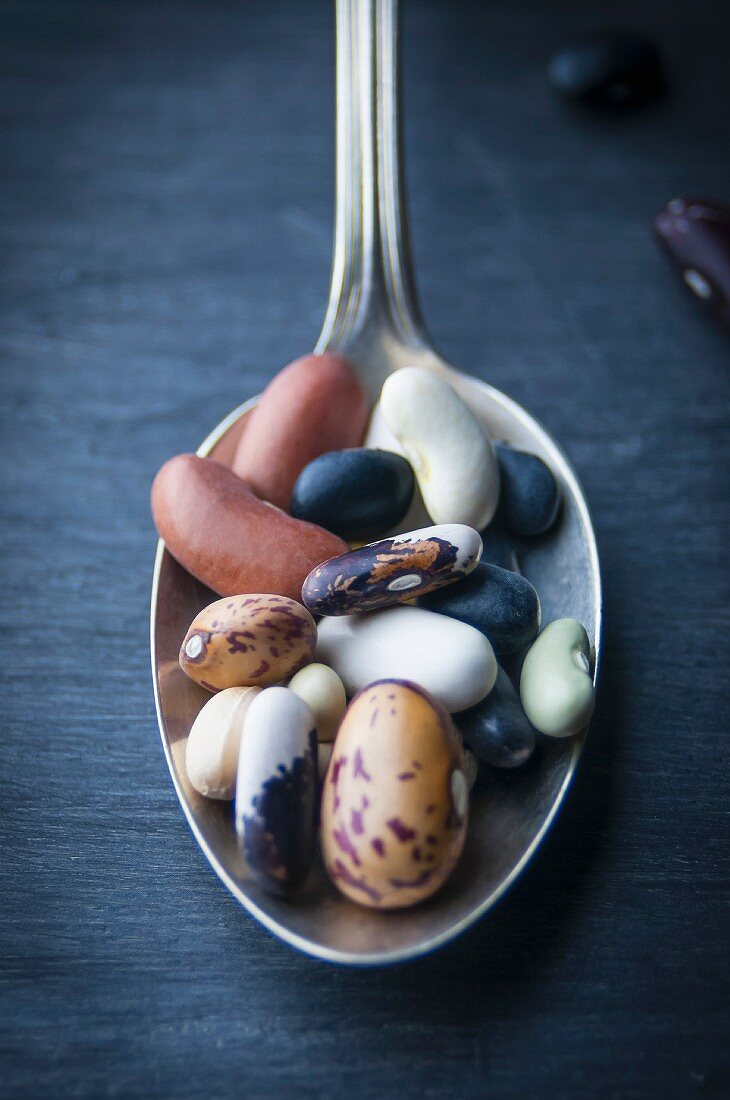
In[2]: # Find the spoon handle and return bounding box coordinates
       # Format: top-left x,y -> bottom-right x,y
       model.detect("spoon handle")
316,0 -> 429,378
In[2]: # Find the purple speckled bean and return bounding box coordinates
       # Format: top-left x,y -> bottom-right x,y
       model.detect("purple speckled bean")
320,679 -> 468,910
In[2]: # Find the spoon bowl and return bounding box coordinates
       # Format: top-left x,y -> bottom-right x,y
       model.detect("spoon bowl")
150,0 -> 601,965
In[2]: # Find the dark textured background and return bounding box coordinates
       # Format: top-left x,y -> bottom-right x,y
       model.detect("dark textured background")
1,1 -> 728,1097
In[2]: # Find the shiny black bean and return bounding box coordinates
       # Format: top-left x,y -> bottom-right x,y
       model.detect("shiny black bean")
290,448 -> 415,541
457,666 -> 535,768
419,561 -> 540,656
495,444 -> 560,538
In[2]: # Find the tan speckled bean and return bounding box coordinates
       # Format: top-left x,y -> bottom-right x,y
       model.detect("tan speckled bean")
180,594 -> 316,692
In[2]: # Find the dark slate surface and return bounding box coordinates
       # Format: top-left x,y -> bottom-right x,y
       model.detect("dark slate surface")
1,1 -> 728,1097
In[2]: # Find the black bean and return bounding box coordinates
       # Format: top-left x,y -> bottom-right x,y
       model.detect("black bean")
290,448 -> 415,541
548,31 -> 665,110
419,561 -> 540,656
479,523 -> 519,571
495,444 -> 561,538
457,667 -> 535,769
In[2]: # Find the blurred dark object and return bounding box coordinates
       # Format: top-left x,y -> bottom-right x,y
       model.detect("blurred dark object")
654,197 -> 730,327
548,31 -> 665,109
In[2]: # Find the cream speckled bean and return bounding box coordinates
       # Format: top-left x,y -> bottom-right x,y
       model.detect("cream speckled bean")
520,618 -> 595,737
179,594 -> 316,692
321,680 -> 467,909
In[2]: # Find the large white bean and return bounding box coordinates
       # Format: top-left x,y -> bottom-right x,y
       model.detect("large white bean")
379,367 -> 500,530
316,604 -> 497,713
185,686 -> 260,799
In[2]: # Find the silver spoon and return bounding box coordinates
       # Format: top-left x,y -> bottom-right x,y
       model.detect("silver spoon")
150,0 -> 602,965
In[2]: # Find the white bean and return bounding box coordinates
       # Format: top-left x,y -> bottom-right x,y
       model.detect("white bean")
317,604 -> 497,713
379,367 -> 500,530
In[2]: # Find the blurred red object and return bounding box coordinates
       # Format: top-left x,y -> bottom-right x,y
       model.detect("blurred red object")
654,197 -> 730,326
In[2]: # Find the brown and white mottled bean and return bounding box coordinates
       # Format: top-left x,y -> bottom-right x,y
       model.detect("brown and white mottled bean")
321,679 -> 468,909
179,594 -> 316,692
301,524 -> 482,616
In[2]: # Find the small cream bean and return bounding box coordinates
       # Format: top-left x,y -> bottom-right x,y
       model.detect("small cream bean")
520,618 -> 595,737
379,367 -> 500,530
288,663 -> 347,742
186,686 -> 261,799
